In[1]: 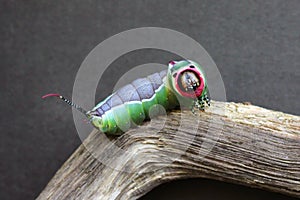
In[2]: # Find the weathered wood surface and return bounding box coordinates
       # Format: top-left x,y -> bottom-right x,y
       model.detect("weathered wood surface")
37,101 -> 300,200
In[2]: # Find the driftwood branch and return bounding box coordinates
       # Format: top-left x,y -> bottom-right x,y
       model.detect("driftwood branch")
37,101 -> 300,199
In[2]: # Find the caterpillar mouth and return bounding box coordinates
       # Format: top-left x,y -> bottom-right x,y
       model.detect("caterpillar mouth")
178,71 -> 201,92
175,68 -> 204,98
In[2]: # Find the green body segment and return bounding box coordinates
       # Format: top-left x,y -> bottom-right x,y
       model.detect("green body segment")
93,84 -> 178,135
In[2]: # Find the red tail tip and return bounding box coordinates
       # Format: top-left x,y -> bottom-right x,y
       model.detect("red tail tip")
42,93 -> 61,99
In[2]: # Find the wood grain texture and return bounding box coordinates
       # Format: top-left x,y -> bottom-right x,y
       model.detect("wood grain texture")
37,101 -> 300,200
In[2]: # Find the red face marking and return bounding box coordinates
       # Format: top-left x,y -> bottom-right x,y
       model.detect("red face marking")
174,67 -> 204,98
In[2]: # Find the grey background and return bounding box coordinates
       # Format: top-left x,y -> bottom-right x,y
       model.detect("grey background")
0,0 -> 299,200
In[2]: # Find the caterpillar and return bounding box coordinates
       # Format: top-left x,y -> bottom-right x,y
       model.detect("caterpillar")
43,60 -> 210,135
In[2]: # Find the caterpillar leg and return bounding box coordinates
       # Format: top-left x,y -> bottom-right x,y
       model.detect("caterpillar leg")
203,94 -> 210,107
191,103 -> 196,115
190,94 -> 211,114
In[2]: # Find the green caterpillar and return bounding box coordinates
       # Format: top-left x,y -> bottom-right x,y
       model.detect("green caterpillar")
43,60 -> 210,135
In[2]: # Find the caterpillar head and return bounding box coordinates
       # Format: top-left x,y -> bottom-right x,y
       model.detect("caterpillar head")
168,60 -> 207,99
